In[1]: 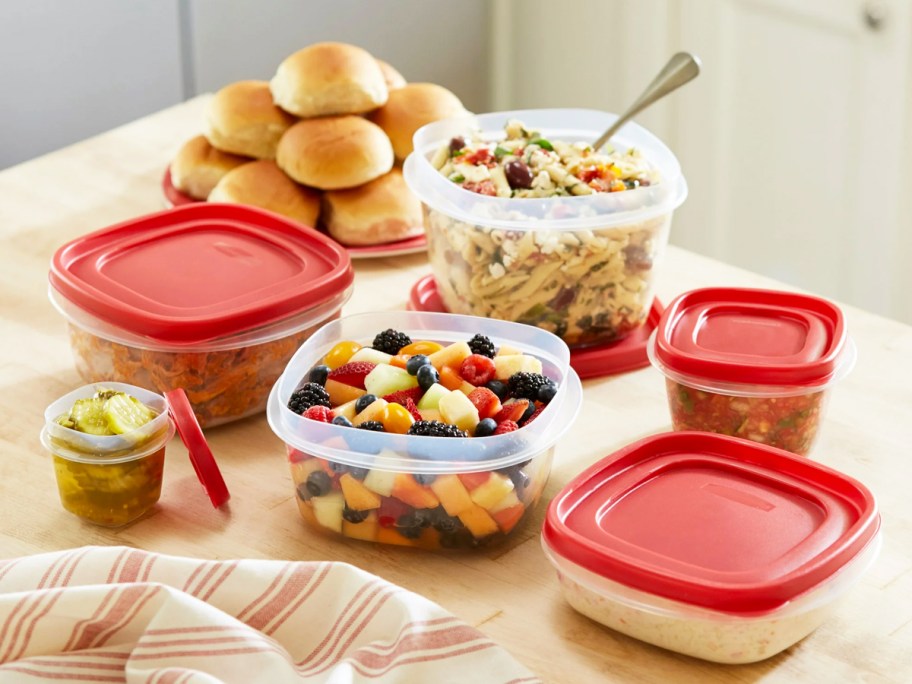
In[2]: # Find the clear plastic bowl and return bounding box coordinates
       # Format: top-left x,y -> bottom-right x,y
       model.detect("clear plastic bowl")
267,311 -> 583,550
403,108 -> 687,348
40,382 -> 175,527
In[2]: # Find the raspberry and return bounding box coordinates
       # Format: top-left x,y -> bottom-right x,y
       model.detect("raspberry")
302,405 -> 333,422
460,354 -> 496,386
287,383 -> 331,414
328,362 -> 376,389
467,334 -> 496,358
372,329 -> 412,355
493,420 -> 519,435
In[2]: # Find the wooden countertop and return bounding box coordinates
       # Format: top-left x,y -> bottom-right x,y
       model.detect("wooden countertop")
0,97 -> 909,683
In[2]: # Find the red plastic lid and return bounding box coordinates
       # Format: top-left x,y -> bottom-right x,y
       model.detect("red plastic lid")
165,388 -> 230,508
162,166 -> 199,207
408,274 -> 661,379
543,432 -> 880,614
49,203 -> 353,345
652,287 -> 848,387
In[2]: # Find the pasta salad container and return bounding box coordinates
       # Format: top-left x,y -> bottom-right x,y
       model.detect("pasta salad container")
647,287 -> 856,455
49,203 -> 354,427
542,431 -> 882,664
267,311 -> 583,550
403,109 -> 687,348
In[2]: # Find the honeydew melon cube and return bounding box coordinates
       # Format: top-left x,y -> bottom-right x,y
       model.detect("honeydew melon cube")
332,399 -> 360,421
494,354 -> 542,380
364,364 -> 418,398
427,341 -> 472,370
311,492 -> 345,533
496,344 -> 522,357
362,468 -> 396,497
416,383 -> 450,410
469,472 -> 515,510
438,390 -> 480,433
487,489 -> 521,514
353,398 -> 388,426
350,348 -> 393,365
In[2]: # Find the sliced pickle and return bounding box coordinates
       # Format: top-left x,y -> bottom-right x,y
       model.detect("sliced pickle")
103,393 -> 156,434
70,397 -> 110,435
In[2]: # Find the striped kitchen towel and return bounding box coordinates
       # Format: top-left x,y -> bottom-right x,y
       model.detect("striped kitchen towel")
0,546 -> 539,683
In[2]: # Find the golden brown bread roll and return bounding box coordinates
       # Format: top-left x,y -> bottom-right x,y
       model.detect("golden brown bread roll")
369,83 -> 466,160
376,59 -> 406,91
270,42 -> 388,117
322,168 -> 423,246
205,80 -> 297,159
207,160 -> 321,228
170,135 -> 250,200
276,116 -> 394,190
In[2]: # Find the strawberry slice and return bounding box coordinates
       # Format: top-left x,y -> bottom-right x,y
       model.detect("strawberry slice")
494,420 -> 519,435
467,387 -> 502,420
493,399 -> 530,424
523,404 -> 546,425
328,361 -> 376,389
383,386 -> 424,406
402,397 -> 423,422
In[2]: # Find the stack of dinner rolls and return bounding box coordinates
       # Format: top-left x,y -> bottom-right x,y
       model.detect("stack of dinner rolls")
169,42 -> 467,247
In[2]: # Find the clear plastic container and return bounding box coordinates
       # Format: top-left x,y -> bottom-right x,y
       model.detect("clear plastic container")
40,382 -> 175,527
48,204 -> 354,427
647,287 -> 856,455
267,311 -> 583,550
542,432 -> 882,663
403,109 -> 687,348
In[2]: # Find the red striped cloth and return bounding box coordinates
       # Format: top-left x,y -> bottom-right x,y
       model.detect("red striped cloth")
0,547 -> 540,683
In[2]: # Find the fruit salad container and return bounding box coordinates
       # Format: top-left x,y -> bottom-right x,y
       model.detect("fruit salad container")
267,311 -> 582,550
647,287 -> 856,455
402,109 -> 687,348
41,382 -> 174,527
48,203 -> 354,427
542,432 -> 882,664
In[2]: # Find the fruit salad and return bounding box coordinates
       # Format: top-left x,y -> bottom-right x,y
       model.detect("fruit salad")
281,327 -> 565,549
41,384 -> 173,527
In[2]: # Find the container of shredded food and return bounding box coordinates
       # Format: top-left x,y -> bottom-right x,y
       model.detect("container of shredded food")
542,431 -> 882,664
647,287 -> 856,455
403,109 -> 687,347
48,203 -> 354,427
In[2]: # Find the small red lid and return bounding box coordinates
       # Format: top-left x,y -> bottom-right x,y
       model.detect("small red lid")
652,287 -> 848,387
165,388 -> 230,508
49,203 -> 353,345
543,432 -> 880,614
408,274 -> 660,379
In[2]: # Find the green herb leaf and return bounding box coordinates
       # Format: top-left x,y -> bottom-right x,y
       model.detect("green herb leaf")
449,173 -> 465,183
531,138 -> 554,151
494,145 -> 511,159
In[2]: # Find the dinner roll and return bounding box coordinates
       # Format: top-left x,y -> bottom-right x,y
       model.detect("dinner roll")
369,83 -> 467,160
322,168 -> 423,246
376,59 -> 406,91
276,116 -> 394,190
170,135 -> 250,200
208,160 -> 321,228
205,80 -> 297,159
270,42 -> 388,117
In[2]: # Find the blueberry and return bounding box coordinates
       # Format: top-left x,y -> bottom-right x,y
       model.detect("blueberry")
416,364 -> 440,390
305,470 -> 332,497
355,394 -> 377,414
406,354 -> 431,376
308,364 -> 330,386
508,469 -> 532,493
349,467 -> 369,480
537,381 -> 558,404
521,401 -> 536,423
485,379 -> 508,401
328,461 -> 348,474
413,472 -> 436,485
332,415 -> 353,427
342,507 -> 369,523
474,417 -> 497,437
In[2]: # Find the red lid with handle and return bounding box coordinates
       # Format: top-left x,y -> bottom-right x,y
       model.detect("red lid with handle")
542,431 -> 880,614
651,287 -> 849,387
49,203 -> 353,345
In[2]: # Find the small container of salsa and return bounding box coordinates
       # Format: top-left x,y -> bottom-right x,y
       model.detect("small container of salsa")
646,287 -> 856,456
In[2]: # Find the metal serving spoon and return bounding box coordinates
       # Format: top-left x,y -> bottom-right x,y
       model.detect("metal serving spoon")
592,51 -> 701,151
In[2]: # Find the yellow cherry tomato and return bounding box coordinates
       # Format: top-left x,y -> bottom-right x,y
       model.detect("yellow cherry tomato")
382,403 -> 415,434
400,340 -> 444,356
324,341 -> 362,370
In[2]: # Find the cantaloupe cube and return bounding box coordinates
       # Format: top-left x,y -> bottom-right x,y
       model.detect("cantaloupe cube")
418,408 -> 442,422
391,473 -> 440,508
458,503 -> 499,539
429,474 -> 473,516
428,341 -> 472,370
458,471 -> 492,491
325,379 -> 367,406
339,473 -> 382,510
342,511 -> 379,542
491,503 -> 526,535
353,398 -> 389,426
469,472 -> 515,510
376,526 -> 419,547
333,399 -> 360,421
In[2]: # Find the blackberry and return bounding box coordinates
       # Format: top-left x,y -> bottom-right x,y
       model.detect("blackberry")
407,420 -> 468,438
358,421 -> 386,432
287,382 -> 331,414
508,372 -> 551,401
467,333 -> 496,358
372,328 -> 412,355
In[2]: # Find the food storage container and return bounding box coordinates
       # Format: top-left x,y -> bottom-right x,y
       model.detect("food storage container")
402,108 -> 687,348
49,203 -> 354,427
40,381 -> 228,526
267,311 -> 582,550
542,431 -> 881,664
647,287 -> 856,455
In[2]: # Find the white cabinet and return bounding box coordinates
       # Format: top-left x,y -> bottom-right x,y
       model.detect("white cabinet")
491,0 -> 912,323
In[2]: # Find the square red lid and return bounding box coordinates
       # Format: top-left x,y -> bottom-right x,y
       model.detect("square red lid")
542,432 -> 880,614
49,203 -> 353,345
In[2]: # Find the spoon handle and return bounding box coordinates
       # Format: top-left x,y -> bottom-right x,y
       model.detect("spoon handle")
593,52 -> 701,150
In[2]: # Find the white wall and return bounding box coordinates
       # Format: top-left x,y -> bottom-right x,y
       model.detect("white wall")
0,0 -> 491,170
